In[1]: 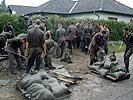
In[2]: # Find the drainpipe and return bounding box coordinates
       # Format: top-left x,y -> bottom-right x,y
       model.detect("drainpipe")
94,10 -> 100,20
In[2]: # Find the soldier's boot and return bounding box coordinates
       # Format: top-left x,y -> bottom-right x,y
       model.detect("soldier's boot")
85,46 -> 88,54
125,63 -> 129,73
45,55 -> 55,70
90,58 -> 97,65
90,59 -> 94,65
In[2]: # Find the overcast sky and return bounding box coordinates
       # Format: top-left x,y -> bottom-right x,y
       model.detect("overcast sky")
1,0 -> 133,8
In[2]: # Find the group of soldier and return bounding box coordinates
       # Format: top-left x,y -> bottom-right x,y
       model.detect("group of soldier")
0,18 -> 132,75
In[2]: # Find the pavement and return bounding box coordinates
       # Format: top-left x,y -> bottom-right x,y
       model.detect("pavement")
0,52 -> 133,100
64,53 -> 133,100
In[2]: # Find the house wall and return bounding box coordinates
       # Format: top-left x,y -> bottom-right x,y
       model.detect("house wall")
67,12 -> 133,23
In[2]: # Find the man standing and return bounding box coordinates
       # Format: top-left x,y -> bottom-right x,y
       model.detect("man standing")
55,23 -> 66,58
27,19 -> 46,74
122,27 -> 133,73
3,22 -> 15,38
102,24 -> 110,54
66,22 -> 78,54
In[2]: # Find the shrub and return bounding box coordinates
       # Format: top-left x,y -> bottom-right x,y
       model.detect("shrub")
0,13 -> 28,36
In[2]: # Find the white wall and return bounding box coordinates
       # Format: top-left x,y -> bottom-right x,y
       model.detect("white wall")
98,12 -> 133,23
69,12 -> 133,23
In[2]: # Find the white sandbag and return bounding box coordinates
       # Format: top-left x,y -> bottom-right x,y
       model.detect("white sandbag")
109,71 -> 126,79
48,81 -> 70,97
26,83 -> 56,100
103,60 -> 118,69
21,75 -> 42,90
97,68 -> 109,76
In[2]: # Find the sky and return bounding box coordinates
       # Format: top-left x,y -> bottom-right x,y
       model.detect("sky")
0,0 -> 133,8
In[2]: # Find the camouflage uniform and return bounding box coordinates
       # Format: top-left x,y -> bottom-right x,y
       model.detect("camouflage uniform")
45,39 -> 58,68
83,24 -> 93,54
7,37 -> 23,74
66,23 -> 78,54
27,27 -> 45,73
55,27 -> 66,57
17,34 -> 27,63
123,32 -> 133,73
3,22 -> 15,38
89,31 -> 106,65
0,32 -> 11,54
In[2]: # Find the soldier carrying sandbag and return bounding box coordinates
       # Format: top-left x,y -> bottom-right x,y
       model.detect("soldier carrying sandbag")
89,30 -> 106,65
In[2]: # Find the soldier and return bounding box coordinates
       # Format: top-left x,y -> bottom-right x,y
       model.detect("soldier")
66,22 -> 78,54
17,34 -> 27,64
122,27 -> 133,73
27,19 -> 46,74
102,24 -> 110,54
55,23 -> 66,58
92,23 -> 102,37
3,22 -> 15,38
27,20 -> 35,31
44,31 -> 58,69
6,37 -> 27,74
89,30 -> 106,65
83,23 -> 93,54
0,32 -> 11,55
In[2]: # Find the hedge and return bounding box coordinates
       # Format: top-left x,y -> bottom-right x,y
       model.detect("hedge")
46,16 -> 133,41
0,13 -> 28,36
0,14 -> 133,41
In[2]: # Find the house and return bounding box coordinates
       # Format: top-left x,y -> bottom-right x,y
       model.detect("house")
8,0 -> 133,23
8,5 -> 36,14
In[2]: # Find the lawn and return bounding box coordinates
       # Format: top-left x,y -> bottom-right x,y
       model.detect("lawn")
108,42 -> 126,54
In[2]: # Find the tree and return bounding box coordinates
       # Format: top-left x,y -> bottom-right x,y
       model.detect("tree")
0,0 -> 9,13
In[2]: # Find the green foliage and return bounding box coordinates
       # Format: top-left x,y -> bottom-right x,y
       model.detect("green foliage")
0,13 -> 28,36
0,0 -> 9,13
108,42 -> 126,54
45,17 -> 129,41
0,13 -> 132,41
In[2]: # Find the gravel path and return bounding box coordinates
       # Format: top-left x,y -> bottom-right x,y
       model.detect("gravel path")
0,51 -> 132,100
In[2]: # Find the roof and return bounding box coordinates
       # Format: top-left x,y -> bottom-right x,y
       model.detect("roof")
8,5 -> 36,14
8,0 -> 133,16
71,0 -> 133,16
32,0 -> 76,14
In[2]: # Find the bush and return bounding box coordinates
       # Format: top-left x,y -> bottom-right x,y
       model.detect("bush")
0,14 -> 131,41
0,13 -> 28,36
45,16 -> 129,41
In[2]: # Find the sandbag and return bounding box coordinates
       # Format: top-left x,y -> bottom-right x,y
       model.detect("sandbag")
110,65 -> 126,73
42,78 -> 58,91
108,71 -> 126,79
94,61 -> 104,66
39,72 -> 52,80
42,78 -> 70,97
48,82 -> 70,97
97,68 -> 109,76
26,83 -> 56,100
97,50 -> 106,62
103,60 -> 118,70
21,75 -> 42,90
89,65 -> 100,71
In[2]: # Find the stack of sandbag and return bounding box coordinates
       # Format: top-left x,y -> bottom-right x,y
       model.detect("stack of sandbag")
89,52 -> 130,81
20,71 -> 71,100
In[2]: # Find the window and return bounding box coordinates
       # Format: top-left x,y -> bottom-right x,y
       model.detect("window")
108,17 -> 118,21
130,19 -> 133,23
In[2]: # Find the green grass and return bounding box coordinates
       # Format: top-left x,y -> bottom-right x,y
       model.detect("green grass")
108,42 -> 126,54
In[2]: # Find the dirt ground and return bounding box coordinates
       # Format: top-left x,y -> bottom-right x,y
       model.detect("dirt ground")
0,50 -> 132,100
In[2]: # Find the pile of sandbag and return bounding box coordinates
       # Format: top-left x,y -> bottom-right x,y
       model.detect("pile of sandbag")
89,52 -> 130,81
19,71 -> 71,100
